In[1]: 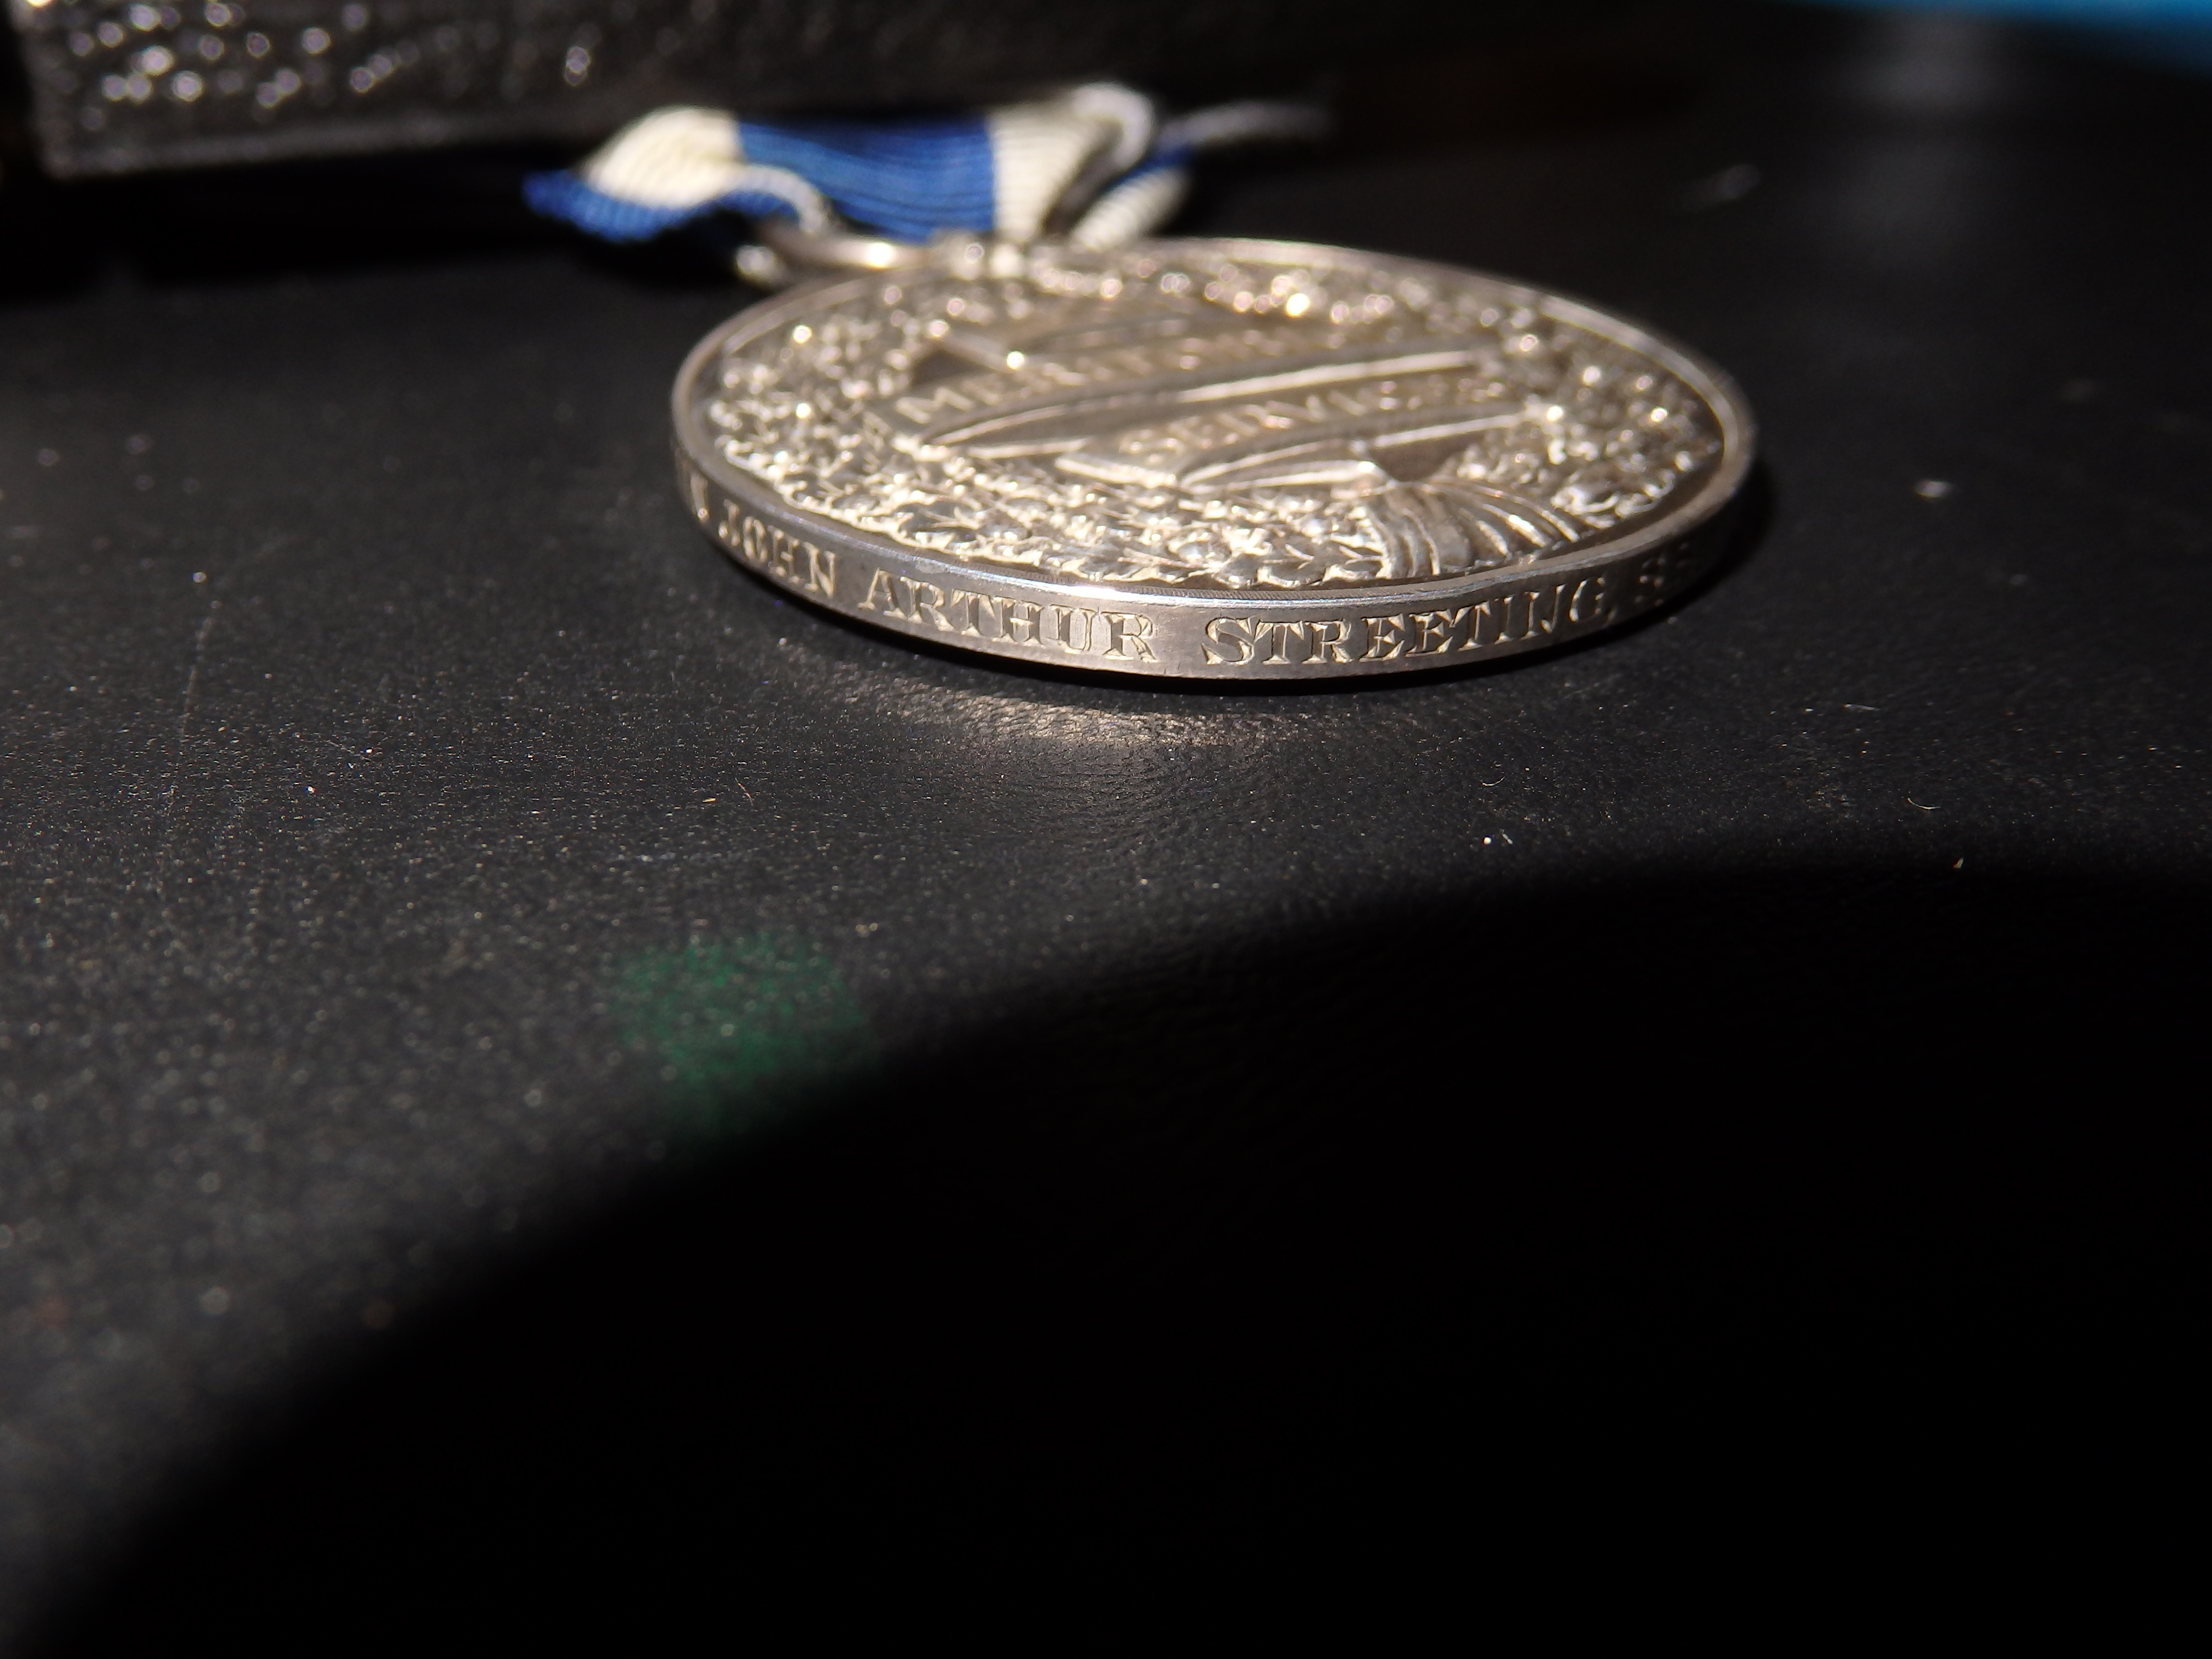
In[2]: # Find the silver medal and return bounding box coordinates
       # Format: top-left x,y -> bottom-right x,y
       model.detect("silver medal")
673,237 -> 1754,678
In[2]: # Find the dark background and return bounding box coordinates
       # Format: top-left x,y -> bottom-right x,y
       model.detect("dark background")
9,0 -> 1555,177
2,2 -> 2205,1645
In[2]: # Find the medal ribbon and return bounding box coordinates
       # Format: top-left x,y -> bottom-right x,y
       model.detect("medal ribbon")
525,86 -> 1325,257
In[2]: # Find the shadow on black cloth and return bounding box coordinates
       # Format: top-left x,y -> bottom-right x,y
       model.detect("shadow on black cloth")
31,862 -> 2195,1648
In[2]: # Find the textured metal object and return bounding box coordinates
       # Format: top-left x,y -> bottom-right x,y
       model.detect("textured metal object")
673,238 -> 1754,680
3,0 -> 1535,178
757,216 -> 936,274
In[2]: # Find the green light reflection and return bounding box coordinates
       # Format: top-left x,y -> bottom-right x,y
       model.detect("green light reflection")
611,931 -> 873,1133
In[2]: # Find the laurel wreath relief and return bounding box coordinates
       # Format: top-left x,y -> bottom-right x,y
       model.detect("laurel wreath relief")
706,250 -> 1723,591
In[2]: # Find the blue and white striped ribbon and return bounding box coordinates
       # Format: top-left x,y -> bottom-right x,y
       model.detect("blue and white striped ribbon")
524,85 -> 1325,254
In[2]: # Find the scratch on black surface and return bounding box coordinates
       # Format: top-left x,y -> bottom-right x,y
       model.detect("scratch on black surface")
154,608 -> 218,910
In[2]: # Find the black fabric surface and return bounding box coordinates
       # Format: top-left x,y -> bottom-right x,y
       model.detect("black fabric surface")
3,3 -> 2204,1645
9,0 -> 1545,178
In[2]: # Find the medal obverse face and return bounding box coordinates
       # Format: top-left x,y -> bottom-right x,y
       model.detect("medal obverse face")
672,239 -> 1754,678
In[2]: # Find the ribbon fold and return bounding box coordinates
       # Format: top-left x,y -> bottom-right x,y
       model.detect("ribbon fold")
525,85 -> 1326,255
